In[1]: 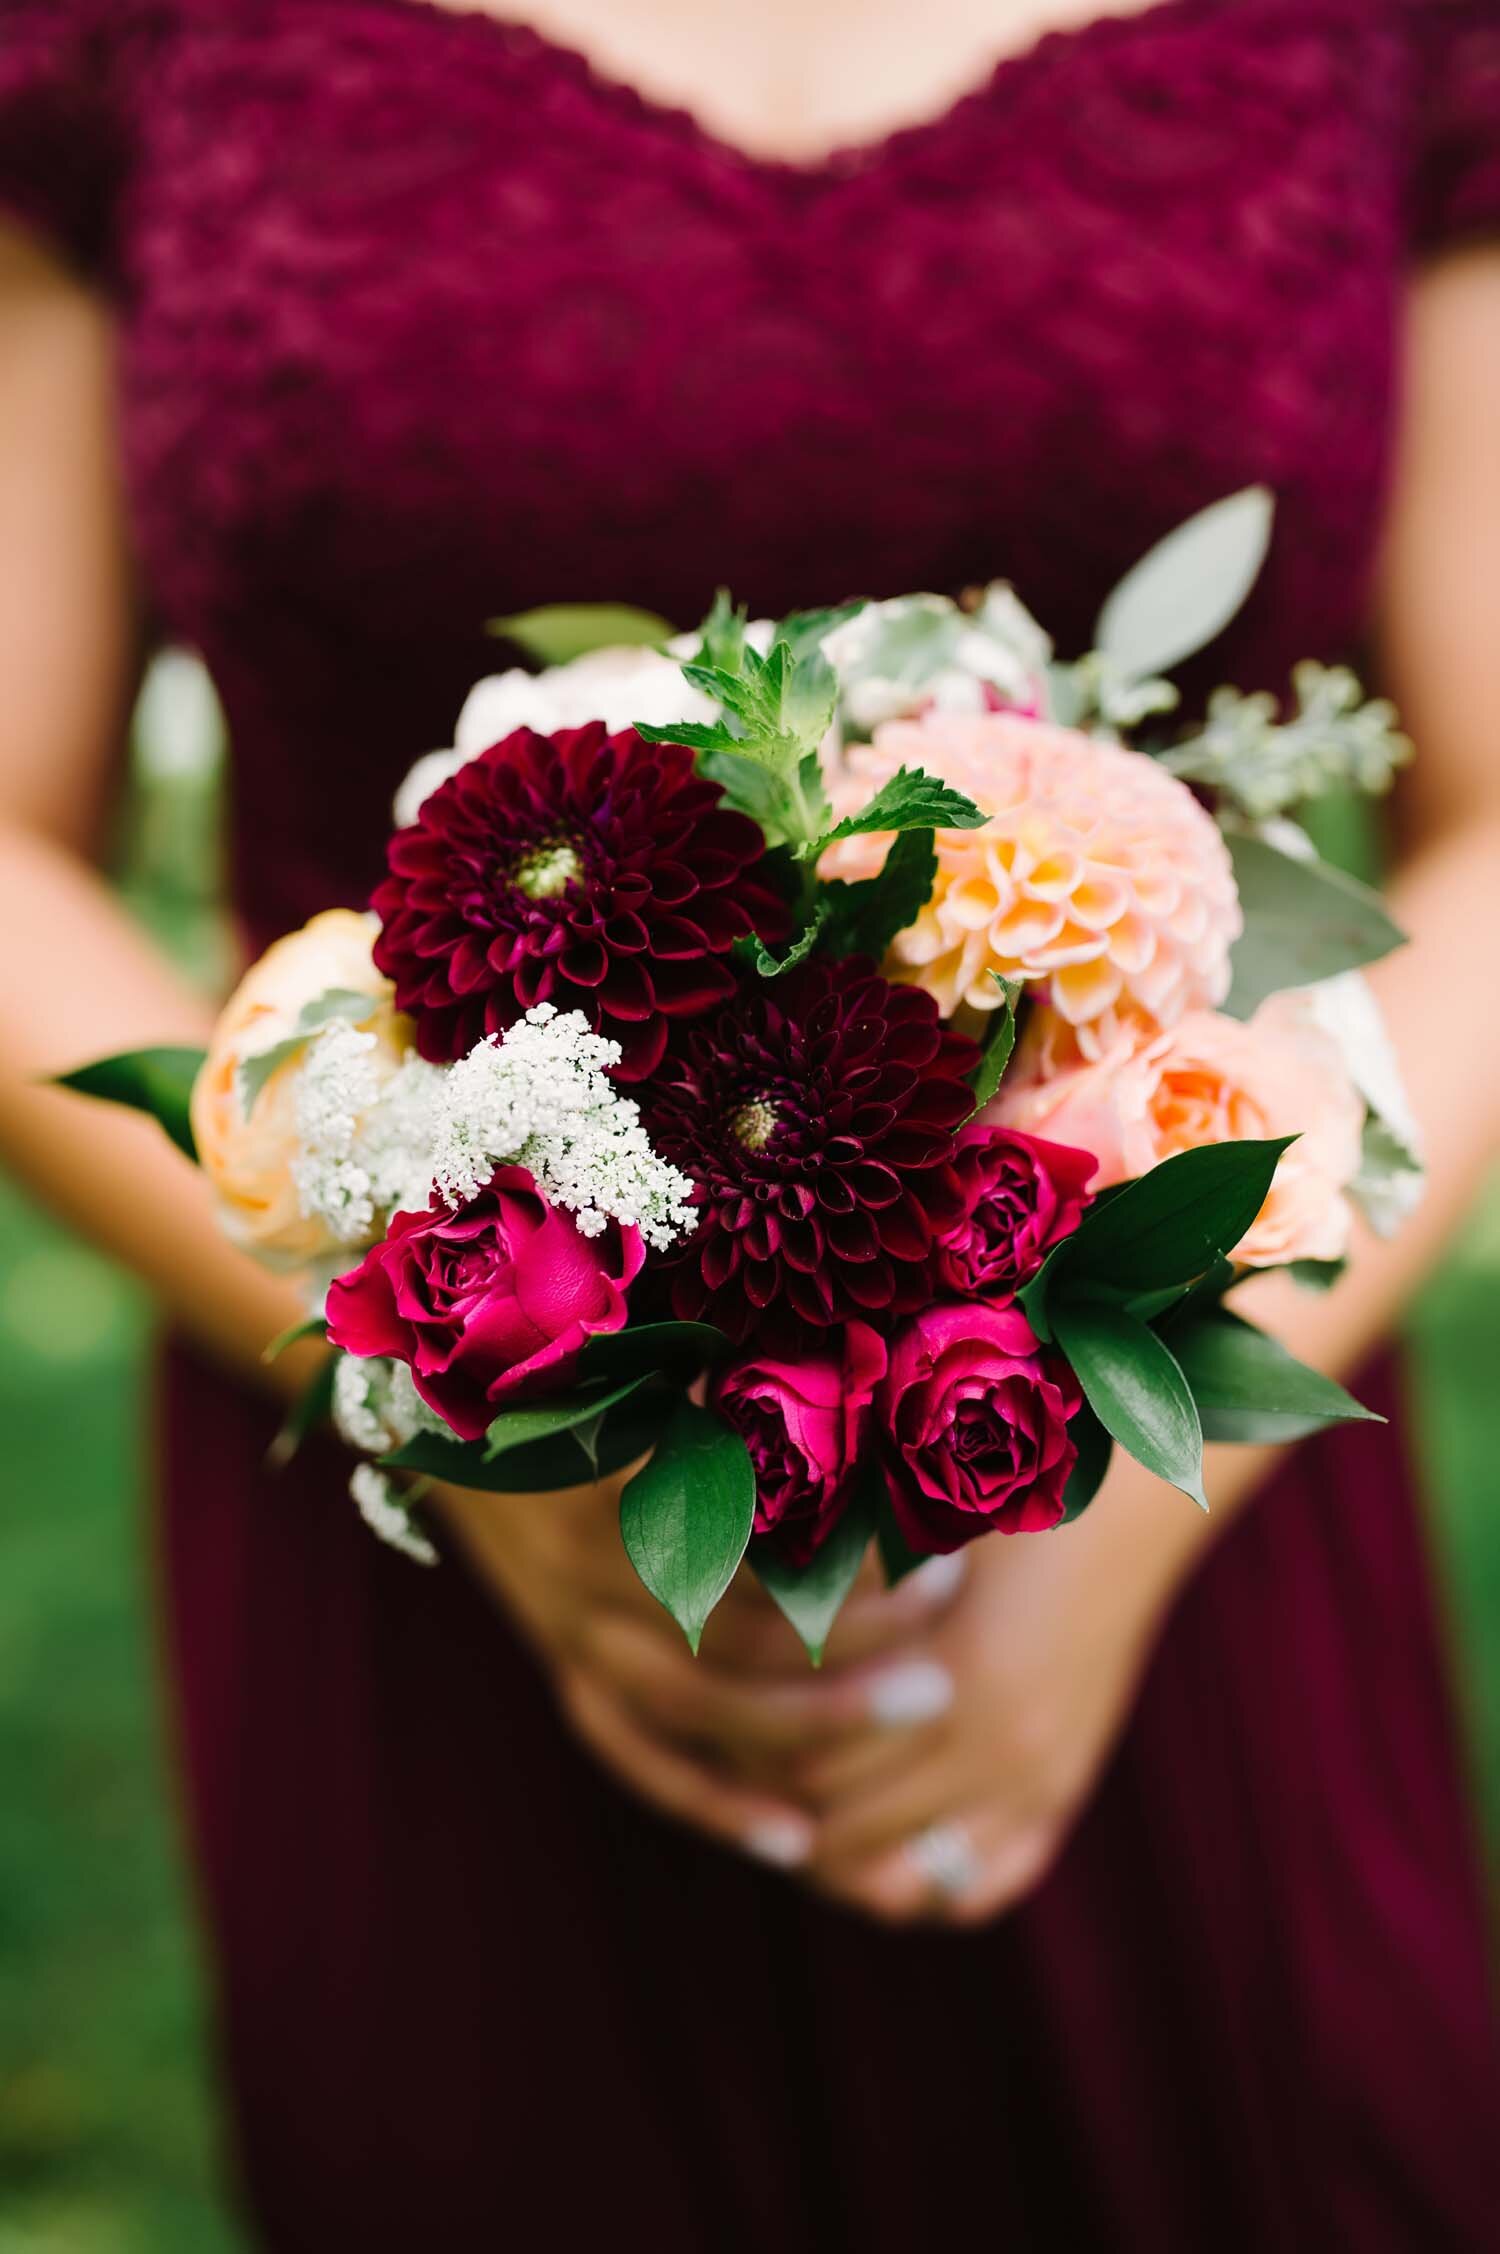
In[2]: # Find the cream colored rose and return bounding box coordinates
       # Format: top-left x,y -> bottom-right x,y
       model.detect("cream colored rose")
991,992 -> 1365,1266
191,910 -> 411,1264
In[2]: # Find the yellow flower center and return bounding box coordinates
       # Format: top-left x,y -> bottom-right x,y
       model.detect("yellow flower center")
514,839 -> 583,900
729,1098 -> 778,1152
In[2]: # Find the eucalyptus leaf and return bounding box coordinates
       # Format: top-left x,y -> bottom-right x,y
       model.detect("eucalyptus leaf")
55,1046 -> 206,1160
619,1402 -> 756,1652
238,988 -> 375,1114
1223,833 -> 1405,1016
486,603 -> 676,665
1051,1298 -> 1207,1509
1094,486 -> 1274,682
751,1482 -> 876,1665
1169,1308 -> 1381,1443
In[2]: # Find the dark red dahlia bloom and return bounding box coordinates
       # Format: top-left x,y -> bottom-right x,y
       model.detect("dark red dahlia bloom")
371,723 -> 789,1080
646,957 -> 980,1337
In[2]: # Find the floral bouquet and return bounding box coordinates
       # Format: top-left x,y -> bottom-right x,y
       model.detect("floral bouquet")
64,490 -> 1421,1660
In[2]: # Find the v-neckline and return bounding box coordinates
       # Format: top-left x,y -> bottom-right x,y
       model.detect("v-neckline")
340,0 -> 1231,183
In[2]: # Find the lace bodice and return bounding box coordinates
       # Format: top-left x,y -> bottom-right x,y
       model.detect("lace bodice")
1,0 -> 1497,941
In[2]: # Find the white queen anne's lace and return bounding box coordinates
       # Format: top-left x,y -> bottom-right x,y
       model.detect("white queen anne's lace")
290,1024 -> 443,1245
427,1005 -> 697,1250
348,1464 -> 438,1567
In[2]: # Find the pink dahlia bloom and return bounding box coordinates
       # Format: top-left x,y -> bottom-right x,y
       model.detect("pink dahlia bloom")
820,711 -> 1241,1050
991,992 -> 1365,1267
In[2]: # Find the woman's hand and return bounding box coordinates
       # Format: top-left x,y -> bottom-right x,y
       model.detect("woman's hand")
791,1463 -> 1204,1926
431,1470 -> 969,1870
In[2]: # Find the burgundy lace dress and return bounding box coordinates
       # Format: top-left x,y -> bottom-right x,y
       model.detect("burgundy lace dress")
3,1 -> 1498,2245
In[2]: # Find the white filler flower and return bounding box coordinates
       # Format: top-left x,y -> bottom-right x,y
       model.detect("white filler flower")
427,1004 -> 697,1250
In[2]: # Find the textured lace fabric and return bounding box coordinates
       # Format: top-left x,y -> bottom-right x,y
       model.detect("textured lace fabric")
1,0 -> 1498,948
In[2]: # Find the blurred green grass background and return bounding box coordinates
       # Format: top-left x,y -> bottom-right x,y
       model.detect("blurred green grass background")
0,664 -> 1495,2252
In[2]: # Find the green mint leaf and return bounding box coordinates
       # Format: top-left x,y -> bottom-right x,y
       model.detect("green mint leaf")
695,587 -> 748,673
966,975 -> 1022,1114
734,901 -> 829,978
819,828 -> 937,960
814,765 -> 986,853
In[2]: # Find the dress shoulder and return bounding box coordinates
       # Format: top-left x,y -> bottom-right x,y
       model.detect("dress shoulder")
1405,0 -> 1500,251
0,0 -> 155,282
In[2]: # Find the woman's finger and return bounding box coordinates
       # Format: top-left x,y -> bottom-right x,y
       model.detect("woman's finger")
557,1666 -> 814,1870
811,1808 -> 1055,1928
584,1608 -> 954,1757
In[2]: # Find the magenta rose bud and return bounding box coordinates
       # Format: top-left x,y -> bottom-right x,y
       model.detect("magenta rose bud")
935,1124 -> 1095,1301
711,1321 -> 887,1565
879,1302 -> 1082,1551
326,1165 -> 643,1442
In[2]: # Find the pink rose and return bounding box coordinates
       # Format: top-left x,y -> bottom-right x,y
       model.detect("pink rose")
710,1321 -> 887,1565
993,995 -> 1364,1266
326,1166 -> 644,1442
935,1124 -> 1095,1300
879,1303 -> 1082,1552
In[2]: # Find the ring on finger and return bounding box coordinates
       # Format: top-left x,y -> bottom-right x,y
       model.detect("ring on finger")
906,1819 -> 983,1903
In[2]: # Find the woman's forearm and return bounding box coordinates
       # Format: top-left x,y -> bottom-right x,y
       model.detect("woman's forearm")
1087,810 -> 1500,1625
0,819 -> 318,1399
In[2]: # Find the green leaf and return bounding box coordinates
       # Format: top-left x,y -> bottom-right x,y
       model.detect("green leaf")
266,1353 -> 336,1471
482,1375 -> 648,1461
383,1384 -> 668,1491
1058,1138 -> 1293,1297
814,765 -> 986,852
772,600 -> 865,665
818,828 -> 937,960
1051,1298 -> 1207,1509
694,588 -> 748,673
262,1314 -> 328,1363
486,602 -> 676,665
1289,1257 -> 1346,1293
238,987 -> 376,1113
1223,833 -> 1406,1016
966,975 -> 1022,1114
577,1322 -> 728,1386
1169,1309 -> 1382,1443
1094,486 -> 1274,682
734,901 -> 828,978
873,1474 -> 930,1587
1060,1399 -> 1113,1523
55,1046 -> 205,1160
751,1481 -> 876,1665
619,1402 -> 757,1652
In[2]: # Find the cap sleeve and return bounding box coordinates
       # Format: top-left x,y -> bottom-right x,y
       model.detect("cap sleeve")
0,0 -> 130,281
1409,0 -> 1500,252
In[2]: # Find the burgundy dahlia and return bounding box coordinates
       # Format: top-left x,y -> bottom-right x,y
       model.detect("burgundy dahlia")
647,957 -> 979,1337
372,723 -> 789,1079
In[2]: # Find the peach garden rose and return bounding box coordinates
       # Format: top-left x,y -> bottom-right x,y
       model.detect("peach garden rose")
990,991 -> 1365,1266
191,908 -> 413,1264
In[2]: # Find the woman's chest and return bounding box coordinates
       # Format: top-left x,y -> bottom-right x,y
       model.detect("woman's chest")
116,0 -> 1411,666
